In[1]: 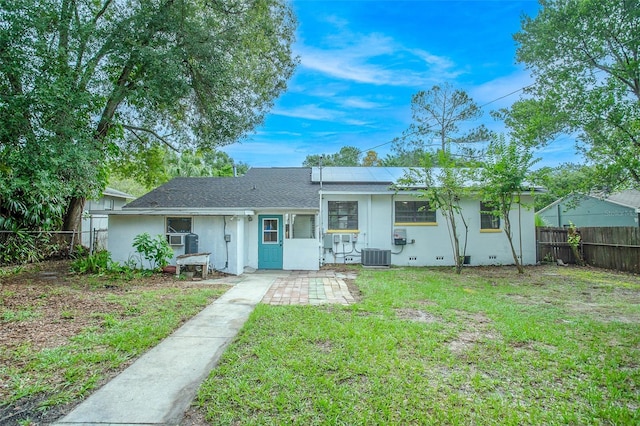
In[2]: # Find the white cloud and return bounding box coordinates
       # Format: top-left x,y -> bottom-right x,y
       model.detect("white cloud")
470,70 -> 534,110
339,97 -> 385,109
344,119 -> 372,126
272,104 -> 341,121
296,30 -> 462,87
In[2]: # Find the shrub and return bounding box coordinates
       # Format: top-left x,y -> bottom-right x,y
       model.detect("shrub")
0,229 -> 74,266
70,248 -> 113,274
132,233 -> 174,271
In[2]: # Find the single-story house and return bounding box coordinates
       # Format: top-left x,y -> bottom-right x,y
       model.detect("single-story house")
105,167 -> 538,274
537,190 -> 640,228
83,187 -> 135,251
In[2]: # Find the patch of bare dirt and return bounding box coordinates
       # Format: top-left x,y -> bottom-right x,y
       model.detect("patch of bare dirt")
181,404 -> 210,426
447,312 -> 499,355
343,278 -> 363,302
315,339 -> 334,353
0,260 -> 229,425
395,308 -> 440,323
0,261 -> 225,354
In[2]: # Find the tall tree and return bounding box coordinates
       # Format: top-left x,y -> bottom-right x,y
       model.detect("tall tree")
393,83 -> 491,163
529,163 -> 599,211
164,149 -> 249,179
112,146 -> 248,189
513,0 -> 640,188
362,150 -> 380,166
302,146 -> 362,167
0,0 -> 297,232
479,136 -> 539,274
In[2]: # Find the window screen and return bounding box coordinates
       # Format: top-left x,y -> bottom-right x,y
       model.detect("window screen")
480,202 -> 500,230
395,201 -> 436,223
328,201 -> 358,230
291,214 -> 315,239
166,217 -> 192,233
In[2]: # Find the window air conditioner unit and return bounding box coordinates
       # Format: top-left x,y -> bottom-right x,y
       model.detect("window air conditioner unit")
168,234 -> 185,246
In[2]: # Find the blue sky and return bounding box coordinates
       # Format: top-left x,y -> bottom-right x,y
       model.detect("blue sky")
223,0 -> 579,168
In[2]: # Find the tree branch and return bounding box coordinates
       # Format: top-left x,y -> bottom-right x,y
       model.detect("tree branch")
122,124 -> 178,151
94,0 -> 114,24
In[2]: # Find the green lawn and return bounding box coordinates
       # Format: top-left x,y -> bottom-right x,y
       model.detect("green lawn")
195,266 -> 640,425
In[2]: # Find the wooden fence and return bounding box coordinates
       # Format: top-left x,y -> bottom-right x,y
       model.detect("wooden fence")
537,227 -> 640,273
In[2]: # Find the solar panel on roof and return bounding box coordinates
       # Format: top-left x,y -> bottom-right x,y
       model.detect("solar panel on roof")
311,167 -> 407,183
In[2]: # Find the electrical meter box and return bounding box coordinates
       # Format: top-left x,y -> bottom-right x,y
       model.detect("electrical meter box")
351,233 -> 358,242
393,228 -> 407,245
323,234 -> 334,249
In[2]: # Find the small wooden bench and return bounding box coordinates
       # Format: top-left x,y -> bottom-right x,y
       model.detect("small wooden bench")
175,252 -> 211,279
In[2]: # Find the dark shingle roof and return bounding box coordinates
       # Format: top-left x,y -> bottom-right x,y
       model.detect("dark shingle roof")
124,168 -> 318,209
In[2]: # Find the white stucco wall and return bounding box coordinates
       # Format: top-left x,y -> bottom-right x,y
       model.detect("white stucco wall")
108,215 -> 165,269
109,211 -> 319,275
108,214 -> 247,274
191,216 -> 237,274
283,238 -> 319,270
83,195 -> 130,248
321,193 -> 537,267
108,194 -> 535,273
245,216 -> 258,270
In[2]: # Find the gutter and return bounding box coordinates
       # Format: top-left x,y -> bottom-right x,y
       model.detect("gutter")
96,209 -> 256,216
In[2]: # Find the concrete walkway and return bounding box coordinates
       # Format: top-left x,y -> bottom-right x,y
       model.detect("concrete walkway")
54,271 -> 286,426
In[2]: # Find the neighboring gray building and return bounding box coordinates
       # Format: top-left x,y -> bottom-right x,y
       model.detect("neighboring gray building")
538,190 -> 640,228
83,187 -> 135,250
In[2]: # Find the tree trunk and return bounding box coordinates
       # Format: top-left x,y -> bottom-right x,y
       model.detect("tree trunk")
62,196 -> 85,236
503,214 -> 524,274
60,63 -> 133,234
446,208 -> 463,274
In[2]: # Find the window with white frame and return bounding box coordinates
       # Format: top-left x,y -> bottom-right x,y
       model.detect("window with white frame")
166,217 -> 192,233
289,214 -> 315,239
103,198 -> 115,210
328,201 -> 358,230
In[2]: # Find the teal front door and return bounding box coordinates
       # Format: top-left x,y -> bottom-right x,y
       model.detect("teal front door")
258,215 -> 283,269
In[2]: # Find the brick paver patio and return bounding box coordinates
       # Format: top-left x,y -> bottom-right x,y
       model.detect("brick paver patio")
262,270 -> 357,305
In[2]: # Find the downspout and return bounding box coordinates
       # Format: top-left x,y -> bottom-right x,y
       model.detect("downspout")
390,193 -> 395,249
223,215 -> 229,271
318,159 -> 324,267
319,190 -> 324,267
319,156 -> 323,190
367,194 -> 372,248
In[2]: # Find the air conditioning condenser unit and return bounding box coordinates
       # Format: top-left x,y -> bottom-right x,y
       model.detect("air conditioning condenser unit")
361,248 -> 391,267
